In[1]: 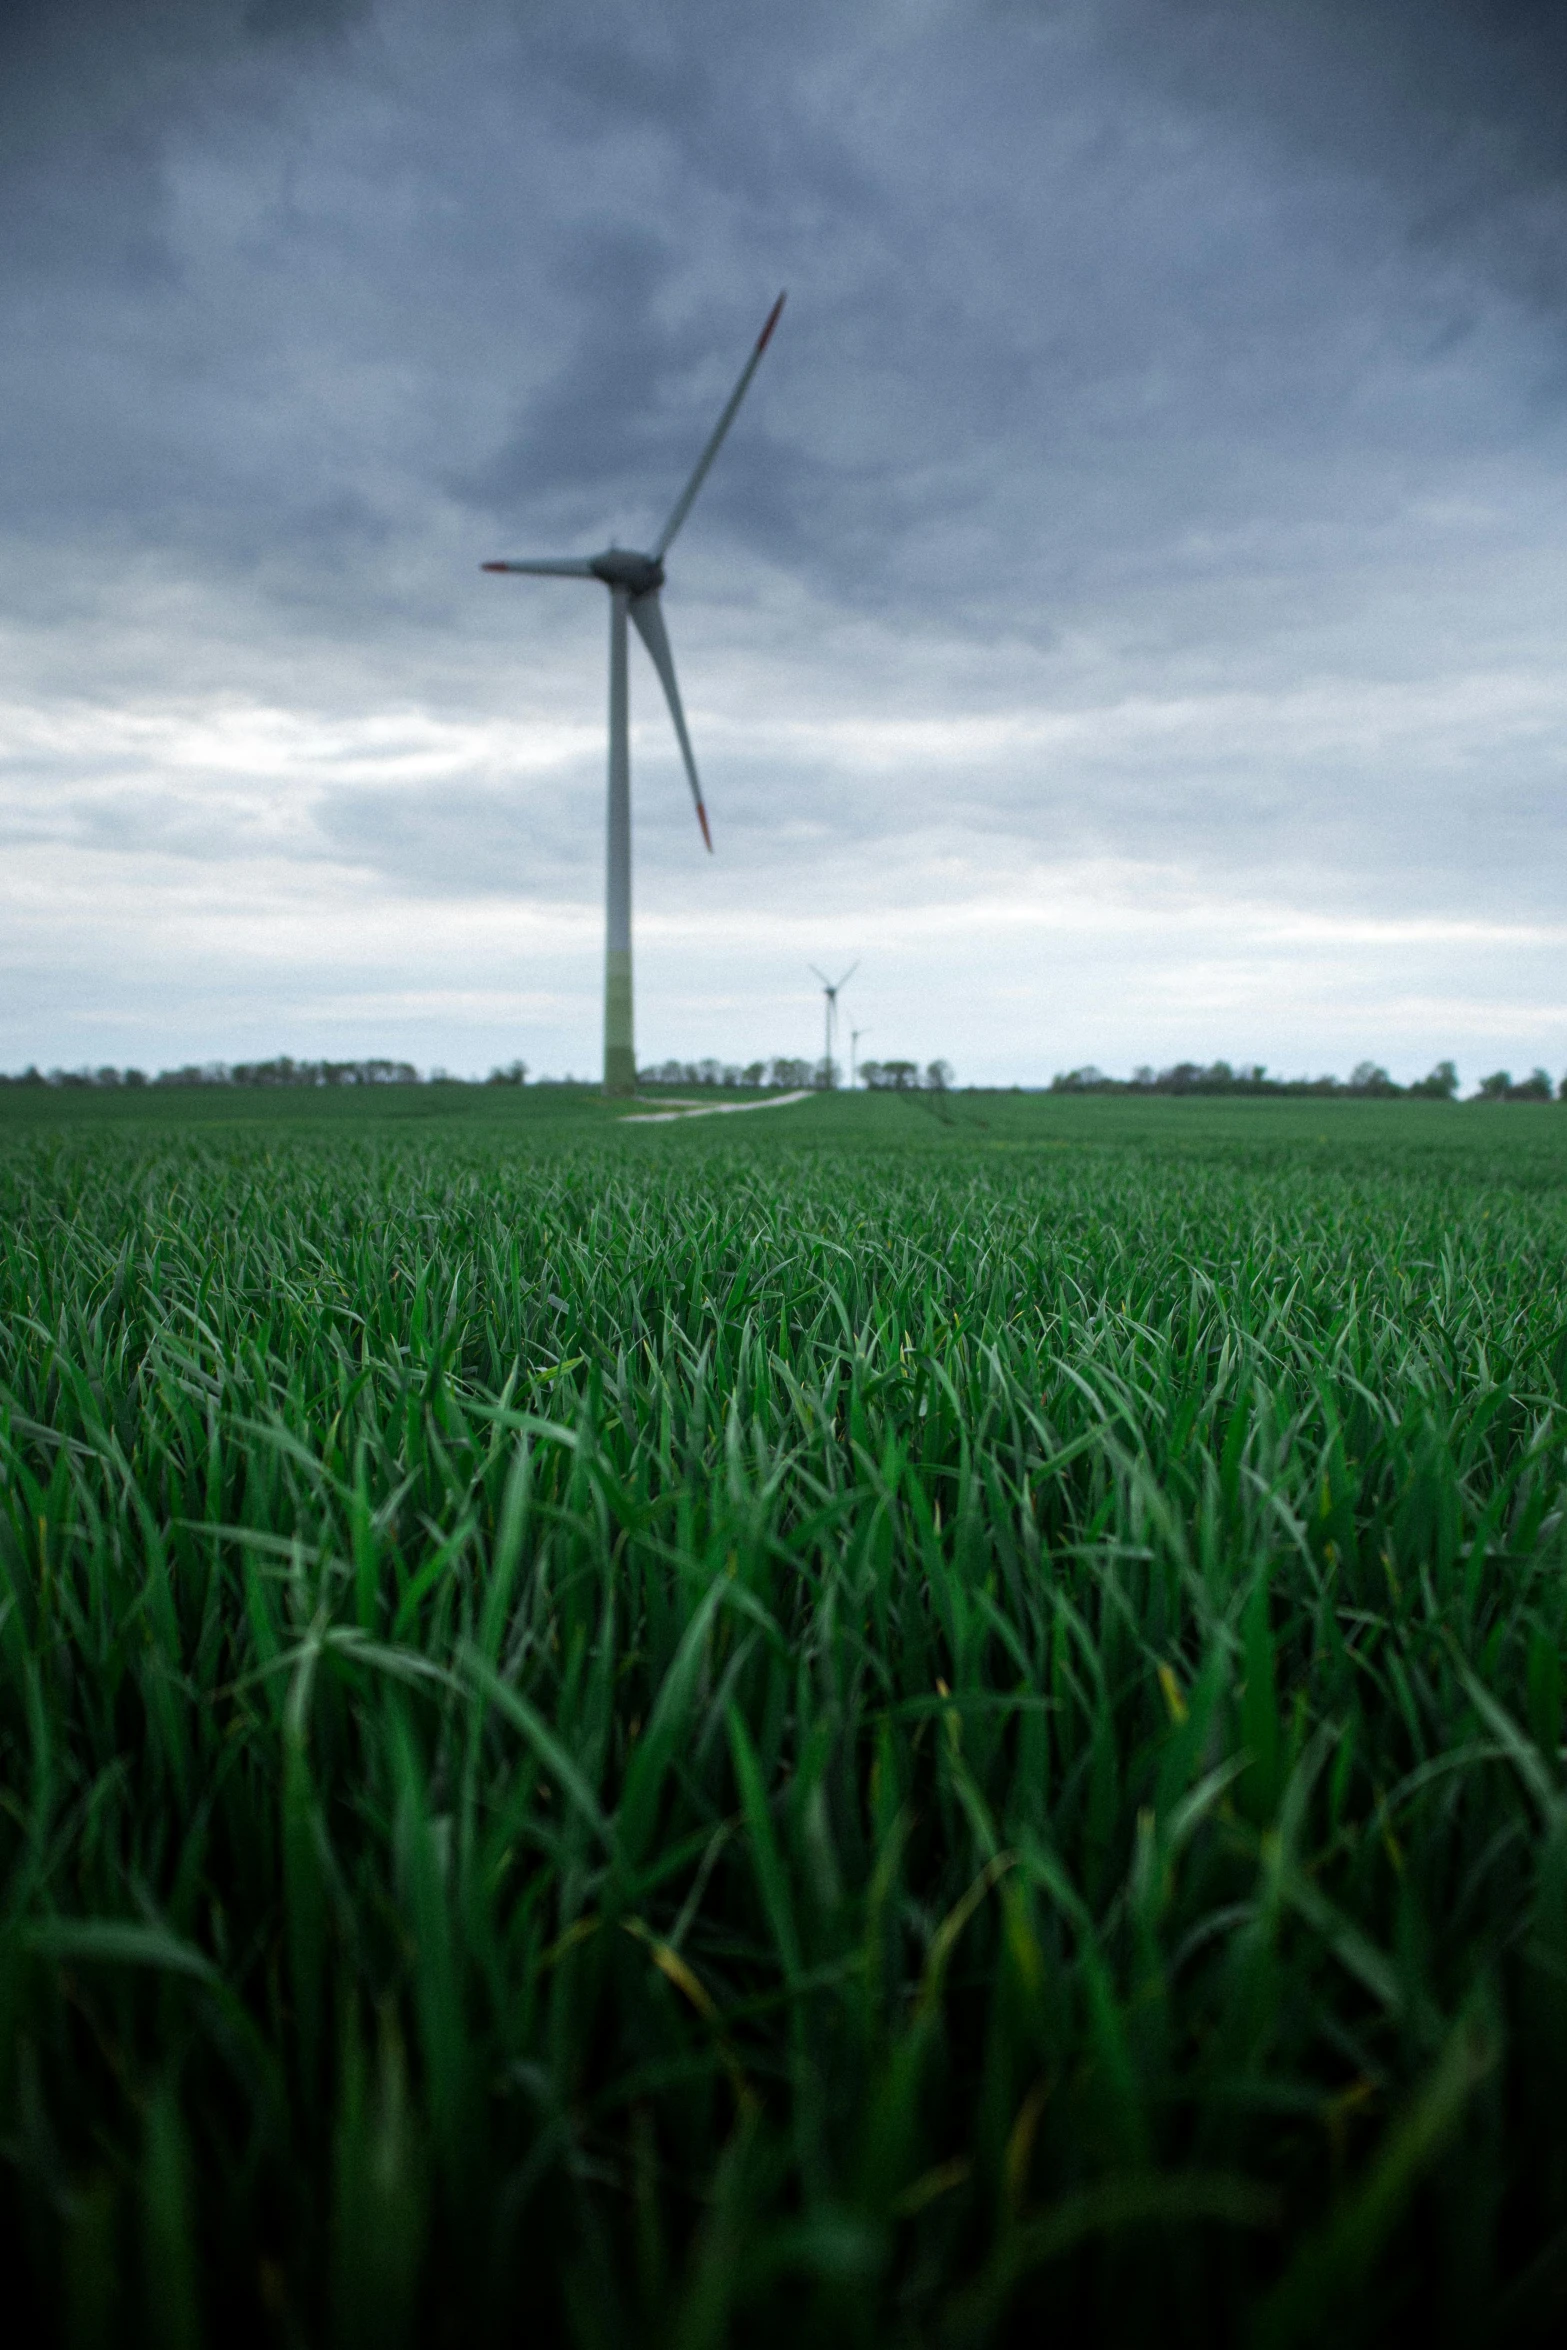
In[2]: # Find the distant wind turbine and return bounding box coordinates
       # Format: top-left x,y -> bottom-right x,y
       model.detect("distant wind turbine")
810,961 -> 857,1089
483,293 -> 786,1097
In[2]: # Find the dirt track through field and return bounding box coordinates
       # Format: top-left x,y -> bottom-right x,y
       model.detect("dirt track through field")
621,1088 -> 815,1124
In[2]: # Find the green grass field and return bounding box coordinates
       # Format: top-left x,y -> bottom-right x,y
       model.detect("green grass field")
4,1084 -> 1567,2345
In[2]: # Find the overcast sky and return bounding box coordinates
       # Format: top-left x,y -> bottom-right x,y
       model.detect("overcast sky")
3,0 -> 1565,1085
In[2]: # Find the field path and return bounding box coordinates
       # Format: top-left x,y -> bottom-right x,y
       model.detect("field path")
621,1088 -> 816,1125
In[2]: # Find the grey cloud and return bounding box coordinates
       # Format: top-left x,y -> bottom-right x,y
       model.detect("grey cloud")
6,0 -> 1550,602
1099,0 -> 1567,310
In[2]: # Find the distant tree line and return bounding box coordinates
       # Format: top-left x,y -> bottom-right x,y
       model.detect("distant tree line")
10,1051 -> 1559,1103
639,1058 -> 787,1089
1049,1058 -> 1567,1102
636,1056 -> 956,1092
859,1059 -> 954,1092
1471,1069 -> 1560,1102
0,1057 -> 421,1089
638,1057 -> 816,1090
0,1054 -> 960,1093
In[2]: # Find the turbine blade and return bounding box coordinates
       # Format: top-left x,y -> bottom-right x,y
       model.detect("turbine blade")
809,966 -> 832,989
481,557 -> 597,576
651,292 -> 785,561
629,588 -> 712,851
837,963 -> 859,989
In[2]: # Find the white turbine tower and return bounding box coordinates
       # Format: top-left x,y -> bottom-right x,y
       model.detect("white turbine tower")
483,293 -> 786,1097
810,962 -> 857,1089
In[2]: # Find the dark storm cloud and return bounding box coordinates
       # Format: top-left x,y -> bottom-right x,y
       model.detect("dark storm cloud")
1107,0 -> 1567,307
0,0 -> 366,248
0,0 -> 375,556
4,0 -> 1555,609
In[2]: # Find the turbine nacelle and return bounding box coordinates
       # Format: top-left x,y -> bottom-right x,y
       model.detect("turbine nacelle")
590,549 -> 665,595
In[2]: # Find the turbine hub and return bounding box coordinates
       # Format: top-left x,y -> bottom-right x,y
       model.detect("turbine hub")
590,548 -> 665,595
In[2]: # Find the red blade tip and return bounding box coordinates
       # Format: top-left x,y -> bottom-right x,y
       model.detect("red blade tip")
697,803 -> 713,853
481,561 -> 510,572
757,292 -> 786,352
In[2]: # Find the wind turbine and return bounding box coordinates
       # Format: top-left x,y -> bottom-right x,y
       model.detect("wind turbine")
810,962 -> 857,1089
483,293 -> 786,1097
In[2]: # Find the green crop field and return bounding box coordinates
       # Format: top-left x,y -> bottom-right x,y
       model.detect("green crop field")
3,1083 -> 1567,2345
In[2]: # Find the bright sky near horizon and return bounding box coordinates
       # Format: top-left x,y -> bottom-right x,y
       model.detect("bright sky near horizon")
3,0 -> 1566,1086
